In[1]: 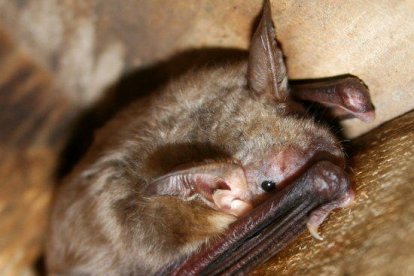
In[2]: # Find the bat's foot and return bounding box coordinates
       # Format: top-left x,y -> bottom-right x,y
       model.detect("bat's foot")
306,189 -> 354,240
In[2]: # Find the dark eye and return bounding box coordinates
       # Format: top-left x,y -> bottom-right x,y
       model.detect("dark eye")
261,180 -> 276,192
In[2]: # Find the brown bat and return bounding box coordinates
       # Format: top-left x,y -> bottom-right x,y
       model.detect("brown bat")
46,0 -> 375,275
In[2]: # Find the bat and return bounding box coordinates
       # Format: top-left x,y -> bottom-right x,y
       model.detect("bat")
46,0 -> 375,274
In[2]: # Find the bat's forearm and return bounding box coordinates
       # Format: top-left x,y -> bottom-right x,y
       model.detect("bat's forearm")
161,161 -> 352,275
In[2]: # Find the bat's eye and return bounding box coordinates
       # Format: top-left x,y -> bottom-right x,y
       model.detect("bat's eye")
261,180 -> 276,192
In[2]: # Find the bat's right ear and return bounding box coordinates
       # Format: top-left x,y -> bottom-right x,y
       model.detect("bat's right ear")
248,0 -> 288,103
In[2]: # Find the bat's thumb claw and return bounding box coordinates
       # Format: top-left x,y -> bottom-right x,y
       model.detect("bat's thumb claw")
307,222 -> 324,240
306,189 -> 354,241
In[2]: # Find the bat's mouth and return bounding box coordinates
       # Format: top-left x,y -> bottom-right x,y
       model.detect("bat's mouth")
158,159 -> 351,275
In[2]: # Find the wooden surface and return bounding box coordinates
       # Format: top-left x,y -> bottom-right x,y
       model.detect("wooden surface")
253,110 -> 414,276
0,0 -> 412,137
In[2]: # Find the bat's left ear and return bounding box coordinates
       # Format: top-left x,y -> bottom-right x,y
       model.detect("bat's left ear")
248,0 -> 288,103
146,162 -> 253,217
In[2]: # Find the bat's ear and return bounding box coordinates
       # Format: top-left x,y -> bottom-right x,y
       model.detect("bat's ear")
290,76 -> 376,123
146,163 -> 253,217
248,0 -> 288,102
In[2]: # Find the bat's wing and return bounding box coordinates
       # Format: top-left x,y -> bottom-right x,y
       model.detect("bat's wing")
158,161 -> 353,275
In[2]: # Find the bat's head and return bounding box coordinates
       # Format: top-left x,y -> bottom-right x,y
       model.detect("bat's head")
181,1 -> 353,217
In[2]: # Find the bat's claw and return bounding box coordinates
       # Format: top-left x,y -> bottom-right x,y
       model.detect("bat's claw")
307,222 -> 324,240
306,189 -> 354,240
